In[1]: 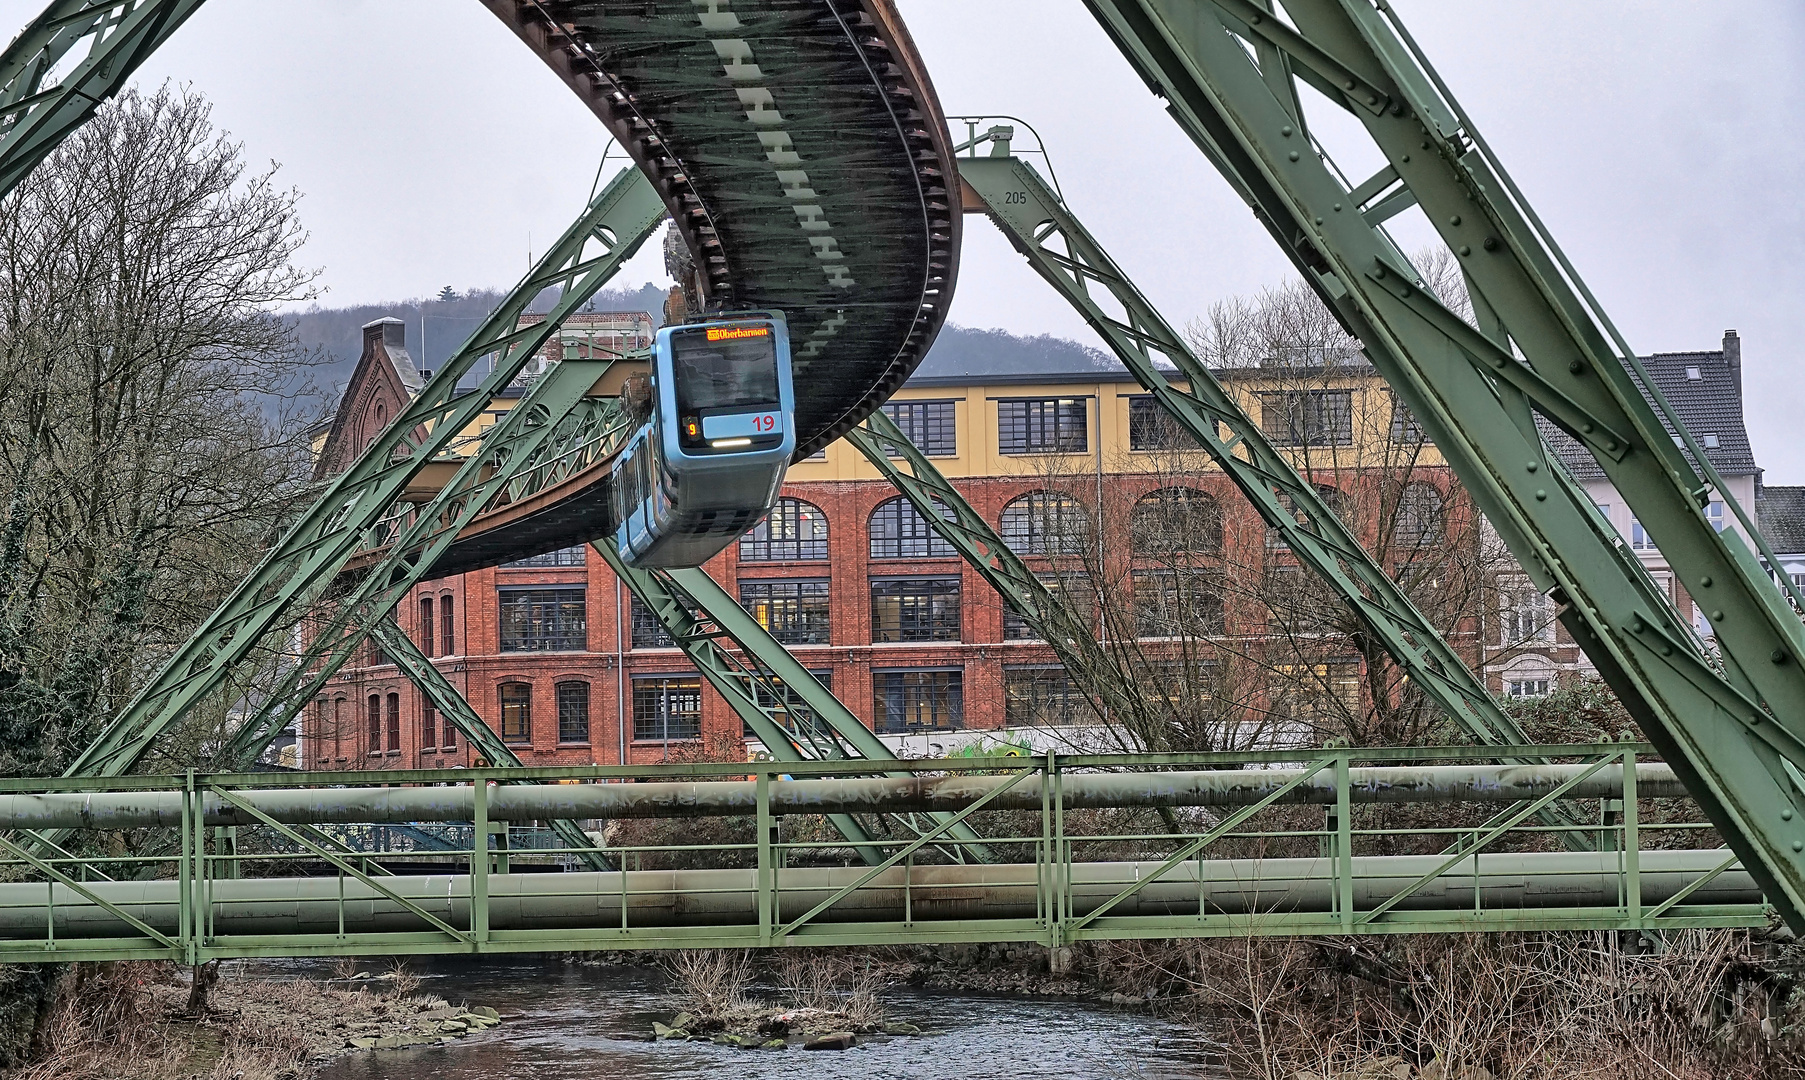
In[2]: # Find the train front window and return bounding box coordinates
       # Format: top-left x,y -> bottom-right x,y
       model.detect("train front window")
671,325 -> 780,414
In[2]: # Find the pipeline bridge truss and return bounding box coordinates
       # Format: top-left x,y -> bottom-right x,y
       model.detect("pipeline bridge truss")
0,746 -> 1773,965
1,0 -> 1801,955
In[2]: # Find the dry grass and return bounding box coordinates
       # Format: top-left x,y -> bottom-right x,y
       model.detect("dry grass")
775,950 -> 889,1029
660,949 -> 754,1019
1094,929 -> 1798,1079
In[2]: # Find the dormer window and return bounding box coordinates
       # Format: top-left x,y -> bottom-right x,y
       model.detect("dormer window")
1685,366 -> 1701,380
1703,434 -> 1720,449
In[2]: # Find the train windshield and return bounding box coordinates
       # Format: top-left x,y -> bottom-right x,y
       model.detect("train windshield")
671,324 -> 781,414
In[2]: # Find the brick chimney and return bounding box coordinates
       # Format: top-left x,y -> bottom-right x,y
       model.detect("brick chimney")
1723,329 -> 1741,400
364,316 -> 407,357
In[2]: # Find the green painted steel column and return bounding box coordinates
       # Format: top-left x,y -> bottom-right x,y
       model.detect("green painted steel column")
1079,0 -> 1805,931
0,0 -> 210,197
222,359 -> 627,770
368,619 -> 612,872
63,168 -> 664,784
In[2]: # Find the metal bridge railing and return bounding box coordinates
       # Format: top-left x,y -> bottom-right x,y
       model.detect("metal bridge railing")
0,746 -> 1768,964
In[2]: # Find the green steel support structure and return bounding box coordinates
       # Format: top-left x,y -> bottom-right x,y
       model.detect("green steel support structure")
590,540 -> 991,864
216,360 -> 631,772
59,166 -> 666,783
0,0 -> 206,197
366,618 -> 611,872
1083,0 -> 1805,930
0,747 -> 1767,964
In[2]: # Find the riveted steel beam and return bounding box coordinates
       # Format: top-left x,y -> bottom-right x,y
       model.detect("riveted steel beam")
62,168 -> 665,783
0,0 -> 208,197
591,539 -> 991,865
1082,0 -> 1805,929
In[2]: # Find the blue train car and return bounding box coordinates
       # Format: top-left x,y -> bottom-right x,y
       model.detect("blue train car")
610,313 -> 796,568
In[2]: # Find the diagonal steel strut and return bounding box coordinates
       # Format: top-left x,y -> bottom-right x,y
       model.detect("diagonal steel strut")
62,167 -> 666,782
1082,0 -> 1805,929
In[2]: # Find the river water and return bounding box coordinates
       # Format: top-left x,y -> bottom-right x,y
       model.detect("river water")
271,955 -> 1222,1080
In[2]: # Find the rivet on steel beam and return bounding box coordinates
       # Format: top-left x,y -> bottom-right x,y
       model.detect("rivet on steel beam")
1280,125 -> 1293,137
1659,643 -> 1673,657
1712,611 -> 1725,622
1773,649 -> 1789,665
1785,808 -> 1795,820
1631,616 -> 1646,633
1701,576 -> 1713,587
1458,246 -> 1471,256
1334,203 -> 1343,212
1315,217 -> 1324,225
1794,841 -> 1803,853
1401,154 -> 1411,163
1289,151 -> 1300,162
1526,462 -> 1539,473
1483,237 -> 1500,251
1534,489 -> 1547,501
1569,359 -> 1586,374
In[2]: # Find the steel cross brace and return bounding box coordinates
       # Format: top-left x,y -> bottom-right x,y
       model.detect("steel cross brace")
958,151 -> 1529,757
0,0 -> 208,197
366,619 -> 612,872
1081,0 -> 1805,928
63,166 -> 666,783
215,359 -> 630,770
590,540 -> 992,865
844,411 -> 1157,735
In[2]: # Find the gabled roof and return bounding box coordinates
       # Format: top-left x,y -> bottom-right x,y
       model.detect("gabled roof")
1759,486 -> 1805,555
1541,347 -> 1756,482
311,319 -> 423,480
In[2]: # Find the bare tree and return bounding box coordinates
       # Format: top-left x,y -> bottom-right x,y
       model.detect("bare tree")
0,85 -> 322,776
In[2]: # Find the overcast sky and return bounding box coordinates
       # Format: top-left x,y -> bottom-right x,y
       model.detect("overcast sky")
6,1 -> 1802,477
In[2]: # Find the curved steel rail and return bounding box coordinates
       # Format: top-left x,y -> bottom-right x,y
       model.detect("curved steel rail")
482,0 -> 961,457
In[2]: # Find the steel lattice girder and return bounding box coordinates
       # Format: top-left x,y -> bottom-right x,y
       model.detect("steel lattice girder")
61,167 -> 667,783
844,412 -> 1153,732
590,538 -> 992,865
1081,0 -> 1805,930
0,0 -> 208,198
366,619 -> 612,872
215,361 -> 632,772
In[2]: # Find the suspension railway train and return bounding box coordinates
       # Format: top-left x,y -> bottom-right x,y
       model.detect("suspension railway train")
611,313 -> 796,568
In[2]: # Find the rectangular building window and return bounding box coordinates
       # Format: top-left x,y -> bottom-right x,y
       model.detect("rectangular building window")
1267,662 -> 1362,734
1128,395 -> 1196,451
1389,393 -> 1431,444
505,545 -> 586,568
1004,572 -> 1095,640
633,677 -> 702,741
1004,668 -> 1089,727
366,694 -> 381,754
421,698 -> 437,752
871,577 -> 961,642
419,597 -> 434,657
557,681 -> 590,744
499,682 -> 532,743
1264,565 -> 1339,635
441,595 -> 455,656
498,588 -> 586,652
1507,678 -> 1552,699
998,398 -> 1087,454
1708,501 -> 1726,532
740,579 -> 831,645
880,400 -> 958,456
1133,568 -> 1226,638
744,671 -> 833,738
385,692 -> 401,752
1630,517 -> 1655,551
1498,582 -> 1555,645
630,592 -> 676,649
873,669 -> 964,733
1260,390 -> 1353,446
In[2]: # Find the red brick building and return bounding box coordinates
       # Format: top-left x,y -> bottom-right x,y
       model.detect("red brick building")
302,325 -> 1476,770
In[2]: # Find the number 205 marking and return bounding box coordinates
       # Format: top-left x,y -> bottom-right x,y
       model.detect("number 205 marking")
1003,191 -> 1028,204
